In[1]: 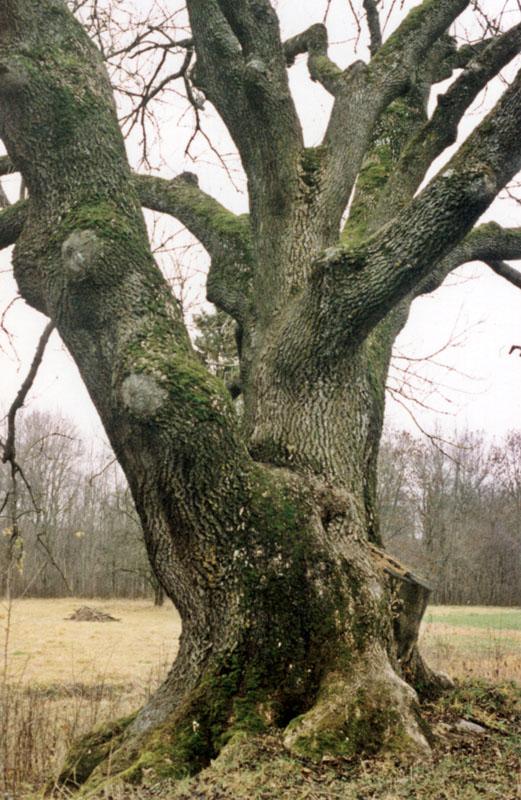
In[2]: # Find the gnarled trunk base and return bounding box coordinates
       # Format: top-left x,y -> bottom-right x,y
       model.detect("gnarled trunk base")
56,506 -> 442,794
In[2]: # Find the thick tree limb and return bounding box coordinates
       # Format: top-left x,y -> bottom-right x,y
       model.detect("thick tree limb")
363,0 -> 382,56
215,0 -> 283,61
186,0 -> 253,162
135,172 -> 253,321
134,173 -> 251,263
313,64 -> 521,346
0,166 -> 250,262
0,154 -> 14,176
464,223 -> 521,264
373,0 -> 469,67
378,22 -> 521,217
451,37 -> 497,69
486,260 -> 521,289
417,224 -> 521,296
213,0 -> 304,168
0,199 -> 26,249
187,0 -> 302,207
0,175 -> 252,321
318,0 -> 470,239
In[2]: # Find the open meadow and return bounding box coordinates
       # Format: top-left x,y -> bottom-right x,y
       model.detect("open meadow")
1,599 -> 520,798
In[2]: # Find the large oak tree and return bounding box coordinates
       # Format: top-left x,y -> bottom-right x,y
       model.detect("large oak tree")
1,0 -> 521,790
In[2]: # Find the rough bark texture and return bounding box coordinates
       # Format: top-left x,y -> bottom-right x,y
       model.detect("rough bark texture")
0,0 -> 520,793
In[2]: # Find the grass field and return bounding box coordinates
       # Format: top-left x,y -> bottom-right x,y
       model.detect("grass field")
421,605 -> 521,683
1,597 -> 180,686
1,599 -> 520,798
2,599 -> 519,688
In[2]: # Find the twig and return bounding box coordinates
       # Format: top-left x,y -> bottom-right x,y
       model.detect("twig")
2,322 -> 55,467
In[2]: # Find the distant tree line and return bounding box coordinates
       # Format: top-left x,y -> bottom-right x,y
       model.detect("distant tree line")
1,409 -> 520,606
0,411 -> 161,602
379,428 -> 521,606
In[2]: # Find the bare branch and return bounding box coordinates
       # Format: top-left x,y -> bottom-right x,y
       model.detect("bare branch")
284,24 -> 343,95
36,529 -> 73,594
2,321 -> 55,466
486,259 -> 521,289
416,223 -> 521,297
120,46 -> 194,135
363,0 -> 382,56
379,21 -> 521,217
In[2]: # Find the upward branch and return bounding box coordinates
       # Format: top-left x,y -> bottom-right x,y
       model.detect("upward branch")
312,63 -> 521,350
363,0 -> 382,56
378,21 -> 521,217
317,0 -> 470,239
1,320 -> 54,503
187,0 -> 302,211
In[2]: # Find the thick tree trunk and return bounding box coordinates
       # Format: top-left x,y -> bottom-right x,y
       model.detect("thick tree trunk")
60,464 -> 433,790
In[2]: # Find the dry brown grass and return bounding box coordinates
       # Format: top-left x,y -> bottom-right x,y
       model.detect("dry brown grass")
420,607 -> 521,684
0,597 -> 181,686
0,598 -> 180,797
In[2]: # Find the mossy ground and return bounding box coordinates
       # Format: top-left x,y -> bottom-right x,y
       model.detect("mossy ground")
83,680 -> 520,800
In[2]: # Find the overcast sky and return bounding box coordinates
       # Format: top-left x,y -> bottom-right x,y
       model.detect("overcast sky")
1,0 -> 520,446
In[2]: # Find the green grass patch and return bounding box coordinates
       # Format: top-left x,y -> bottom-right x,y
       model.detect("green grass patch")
425,605 -> 521,632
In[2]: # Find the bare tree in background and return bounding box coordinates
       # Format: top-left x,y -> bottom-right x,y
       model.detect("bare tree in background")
380,427 -> 521,606
0,0 -> 520,790
0,410 -> 153,599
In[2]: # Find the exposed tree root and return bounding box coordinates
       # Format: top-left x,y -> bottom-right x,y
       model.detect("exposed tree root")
56,649 -> 438,795
283,645 -> 432,761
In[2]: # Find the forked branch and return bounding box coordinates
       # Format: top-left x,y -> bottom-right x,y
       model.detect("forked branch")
284,24 -> 343,94
186,0 -> 302,202
319,0 -> 471,237
379,21 -> 521,216
314,65 -> 521,344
